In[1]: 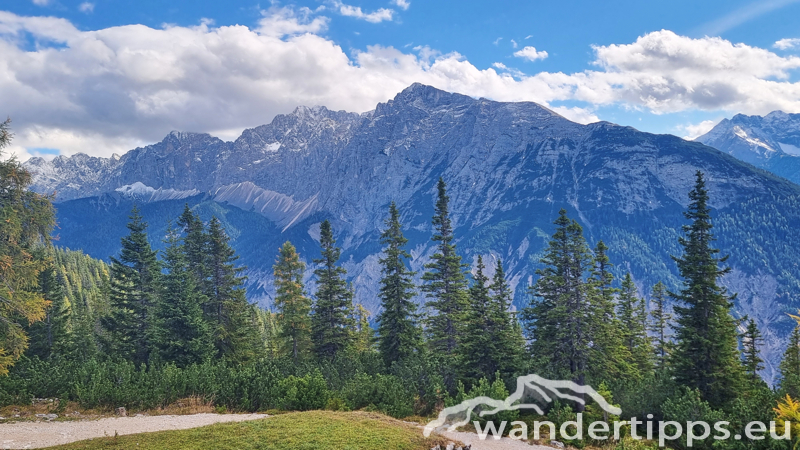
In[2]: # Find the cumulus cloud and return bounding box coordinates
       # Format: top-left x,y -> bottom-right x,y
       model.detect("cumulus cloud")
391,0 -> 411,11
514,46 -> 548,61
331,1 -> 394,23
775,38 -> 800,50
679,120 -> 719,140
0,13 -> 799,159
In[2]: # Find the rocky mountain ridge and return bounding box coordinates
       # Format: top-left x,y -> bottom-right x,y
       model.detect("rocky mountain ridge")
24,83 -> 800,383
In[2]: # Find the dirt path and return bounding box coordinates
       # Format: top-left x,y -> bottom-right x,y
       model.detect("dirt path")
0,413 -> 268,449
440,430 -> 554,450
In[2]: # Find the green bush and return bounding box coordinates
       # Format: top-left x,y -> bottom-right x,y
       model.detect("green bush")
277,370 -> 330,411
342,372 -> 414,418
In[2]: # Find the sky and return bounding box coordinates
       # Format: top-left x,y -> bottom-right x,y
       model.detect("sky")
1,0 -> 800,161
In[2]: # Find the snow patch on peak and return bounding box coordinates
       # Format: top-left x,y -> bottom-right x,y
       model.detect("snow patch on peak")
115,182 -> 200,202
264,142 -> 281,152
732,126 -> 776,154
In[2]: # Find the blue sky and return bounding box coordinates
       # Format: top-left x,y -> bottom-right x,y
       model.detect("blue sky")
1,0 -> 800,159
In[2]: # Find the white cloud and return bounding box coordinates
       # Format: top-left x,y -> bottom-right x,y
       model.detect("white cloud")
391,0 -> 410,11
679,120 -> 719,140
493,37 -> 502,46
524,35 -> 533,40
1,13 -> 799,160
31,0 -> 49,5
510,39 -> 518,49
514,46 -> 548,61
79,2 -> 94,13
775,38 -> 800,50
257,6 -> 329,37
331,1 -> 394,23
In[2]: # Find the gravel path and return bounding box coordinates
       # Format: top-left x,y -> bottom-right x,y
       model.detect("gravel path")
440,431 -> 554,450
0,413 -> 269,449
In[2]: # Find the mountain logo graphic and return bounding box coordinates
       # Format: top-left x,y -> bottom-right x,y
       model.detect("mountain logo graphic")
423,374 -> 622,437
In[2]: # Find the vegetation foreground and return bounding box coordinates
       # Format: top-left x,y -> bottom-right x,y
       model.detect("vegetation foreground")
42,411 -> 450,450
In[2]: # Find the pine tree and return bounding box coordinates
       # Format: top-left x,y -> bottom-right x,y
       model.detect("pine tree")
522,209 -> 598,410
741,318 -> 764,382
779,325 -> 800,398
489,259 -> 525,378
588,241 -> 634,381
205,216 -> 261,363
352,303 -> 375,353
273,241 -> 312,362
101,205 -> 160,365
177,204 -> 209,291
617,273 -> 653,375
310,220 -> 354,360
669,171 -> 743,407
422,178 -> 469,356
151,227 -> 214,367
376,202 -> 421,367
0,118 -> 56,374
648,281 -> 672,370
460,256 -> 498,385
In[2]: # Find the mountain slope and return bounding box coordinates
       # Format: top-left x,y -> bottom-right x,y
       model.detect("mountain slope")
696,111 -> 800,184
26,83 -> 800,382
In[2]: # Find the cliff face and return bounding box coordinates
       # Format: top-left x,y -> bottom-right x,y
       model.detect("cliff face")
26,83 -> 800,383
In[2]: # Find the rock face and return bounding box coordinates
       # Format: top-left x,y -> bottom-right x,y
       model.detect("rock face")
24,84 -> 800,383
696,111 -> 800,184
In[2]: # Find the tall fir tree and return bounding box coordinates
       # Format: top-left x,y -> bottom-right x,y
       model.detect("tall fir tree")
177,204 -> 209,291
489,259 -> 525,379
422,178 -> 469,356
648,281 -> 672,370
376,202 -> 421,368
740,318 -> 764,382
205,216 -> 262,364
273,241 -> 312,362
27,260 -> 73,359
151,227 -> 214,367
669,171 -> 743,408
522,209 -> 599,410
101,205 -> 160,365
617,273 -> 653,376
588,241 -> 634,381
310,220 -> 354,360
779,325 -> 800,398
460,255 -> 498,385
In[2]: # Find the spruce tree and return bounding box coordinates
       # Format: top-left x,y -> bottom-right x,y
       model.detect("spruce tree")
151,227 -> 214,367
310,220 -> 354,360
27,261 -> 73,359
779,325 -> 800,398
648,281 -> 672,370
101,205 -> 160,365
205,216 -> 261,363
522,209 -> 598,409
177,204 -> 209,291
422,178 -> 469,356
617,273 -> 653,376
588,241 -> 634,381
273,241 -> 312,362
741,318 -> 764,382
376,202 -> 421,367
489,259 -> 525,378
669,171 -> 743,407
460,255 -> 498,385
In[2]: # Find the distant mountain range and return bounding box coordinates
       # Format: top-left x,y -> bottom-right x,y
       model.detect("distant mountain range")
696,111 -> 800,185
24,83 -> 800,382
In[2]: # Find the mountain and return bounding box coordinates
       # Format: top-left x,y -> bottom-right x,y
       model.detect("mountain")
24,83 -> 800,382
695,111 -> 800,184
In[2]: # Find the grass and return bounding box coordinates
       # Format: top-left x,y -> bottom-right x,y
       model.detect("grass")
45,410 -> 454,450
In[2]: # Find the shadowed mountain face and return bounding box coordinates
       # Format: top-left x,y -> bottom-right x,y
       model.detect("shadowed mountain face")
25,83 -> 800,382
696,111 -> 800,184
